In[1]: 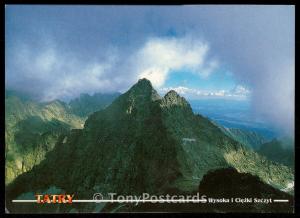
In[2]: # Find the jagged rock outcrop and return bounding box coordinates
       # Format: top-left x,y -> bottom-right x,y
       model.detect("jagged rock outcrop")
161,90 -> 190,108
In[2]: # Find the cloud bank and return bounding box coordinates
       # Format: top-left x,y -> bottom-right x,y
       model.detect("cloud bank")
160,85 -> 250,100
6,35 -> 218,101
6,41 -> 121,101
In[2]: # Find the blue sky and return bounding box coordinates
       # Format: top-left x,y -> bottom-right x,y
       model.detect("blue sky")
164,69 -> 236,91
5,5 -> 294,135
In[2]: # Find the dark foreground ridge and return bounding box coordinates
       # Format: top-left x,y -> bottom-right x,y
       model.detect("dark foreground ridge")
113,168 -> 293,213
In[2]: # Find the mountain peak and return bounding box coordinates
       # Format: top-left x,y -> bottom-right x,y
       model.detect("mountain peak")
130,78 -> 153,92
137,78 -> 152,87
162,90 -> 191,108
165,90 -> 180,97
127,78 -> 161,101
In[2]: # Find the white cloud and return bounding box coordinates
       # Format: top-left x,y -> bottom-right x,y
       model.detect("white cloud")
232,85 -> 251,95
8,42 -> 121,102
133,36 -> 218,87
7,36 -> 219,101
160,85 -> 250,100
34,48 -> 57,73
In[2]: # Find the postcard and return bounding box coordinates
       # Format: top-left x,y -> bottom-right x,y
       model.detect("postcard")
5,5 -> 295,213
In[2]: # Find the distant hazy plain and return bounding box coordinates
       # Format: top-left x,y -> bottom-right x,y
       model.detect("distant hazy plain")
190,99 -> 277,139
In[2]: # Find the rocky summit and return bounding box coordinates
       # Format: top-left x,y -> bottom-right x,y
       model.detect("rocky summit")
161,90 -> 190,108
6,78 -> 294,213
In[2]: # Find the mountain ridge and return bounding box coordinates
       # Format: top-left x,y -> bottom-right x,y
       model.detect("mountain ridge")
5,89 -> 119,184
6,79 -> 294,213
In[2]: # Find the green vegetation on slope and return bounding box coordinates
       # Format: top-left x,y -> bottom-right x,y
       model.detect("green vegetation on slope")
5,90 -> 120,185
5,91 -> 85,184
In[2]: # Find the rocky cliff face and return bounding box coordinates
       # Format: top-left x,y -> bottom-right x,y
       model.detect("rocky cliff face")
5,79 -> 294,213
